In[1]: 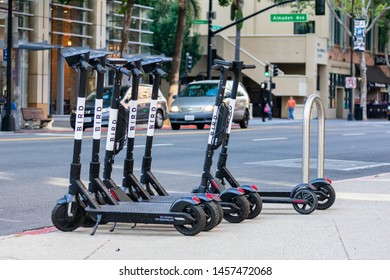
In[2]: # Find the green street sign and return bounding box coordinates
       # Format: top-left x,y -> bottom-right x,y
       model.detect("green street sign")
270,13 -> 308,22
211,25 -> 222,30
193,19 -> 208,25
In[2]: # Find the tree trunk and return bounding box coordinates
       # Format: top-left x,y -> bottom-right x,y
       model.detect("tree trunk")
360,52 -> 368,121
168,0 -> 187,107
120,0 -> 135,57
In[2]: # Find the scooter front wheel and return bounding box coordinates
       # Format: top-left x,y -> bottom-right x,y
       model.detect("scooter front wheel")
292,189 -> 318,215
223,195 -> 250,223
51,203 -> 85,232
246,192 -> 263,219
174,204 -> 206,236
314,184 -> 336,210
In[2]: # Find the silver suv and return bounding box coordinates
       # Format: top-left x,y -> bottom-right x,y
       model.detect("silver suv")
168,80 -> 251,130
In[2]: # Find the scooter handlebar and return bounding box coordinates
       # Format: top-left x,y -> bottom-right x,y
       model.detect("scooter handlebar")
213,59 -> 232,67
95,63 -> 106,74
81,60 -> 93,72
243,64 -> 256,70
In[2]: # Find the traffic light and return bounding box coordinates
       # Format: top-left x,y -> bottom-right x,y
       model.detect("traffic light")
264,64 -> 270,78
186,52 -> 193,72
273,64 -> 278,77
315,0 -> 325,16
261,82 -> 267,89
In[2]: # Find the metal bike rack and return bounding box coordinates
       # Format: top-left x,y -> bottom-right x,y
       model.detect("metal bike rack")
302,94 -> 325,183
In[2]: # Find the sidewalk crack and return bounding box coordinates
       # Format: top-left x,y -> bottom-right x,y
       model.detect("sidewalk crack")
84,239 -> 111,260
333,220 -> 350,260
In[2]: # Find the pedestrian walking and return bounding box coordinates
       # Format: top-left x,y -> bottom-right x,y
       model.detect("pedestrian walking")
285,96 -> 296,120
261,97 -> 269,122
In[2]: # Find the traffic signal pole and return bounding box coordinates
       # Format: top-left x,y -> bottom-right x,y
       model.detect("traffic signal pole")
206,0 -> 300,79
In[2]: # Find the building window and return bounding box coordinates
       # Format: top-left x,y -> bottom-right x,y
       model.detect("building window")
329,73 -> 348,109
333,11 -> 342,45
378,26 -> 386,53
294,21 -> 315,34
106,1 -> 154,55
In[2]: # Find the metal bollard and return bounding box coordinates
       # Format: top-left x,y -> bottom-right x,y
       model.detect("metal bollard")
302,94 -> 325,183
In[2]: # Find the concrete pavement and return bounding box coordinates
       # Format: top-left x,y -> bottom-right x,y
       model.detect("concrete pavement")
0,172 -> 389,260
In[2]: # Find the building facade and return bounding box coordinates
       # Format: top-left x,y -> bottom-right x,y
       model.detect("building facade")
0,0 -> 388,128
191,0 -> 389,119
0,0 -> 154,129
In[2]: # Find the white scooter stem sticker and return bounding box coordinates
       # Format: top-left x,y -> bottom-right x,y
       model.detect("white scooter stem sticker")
227,99 -> 236,134
93,98 -> 103,140
74,97 -> 85,140
207,106 -> 219,144
147,99 -> 158,137
127,100 -> 138,138
105,108 -> 118,152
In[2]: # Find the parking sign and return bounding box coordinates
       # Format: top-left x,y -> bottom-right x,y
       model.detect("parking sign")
345,77 -> 356,89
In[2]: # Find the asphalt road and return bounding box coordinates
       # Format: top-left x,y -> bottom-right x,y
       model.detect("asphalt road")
1,119 -> 390,236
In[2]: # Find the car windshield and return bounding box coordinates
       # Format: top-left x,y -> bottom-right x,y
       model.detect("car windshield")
85,88 -> 113,101
179,83 -> 219,97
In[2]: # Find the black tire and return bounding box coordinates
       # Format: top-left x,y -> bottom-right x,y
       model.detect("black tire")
196,124 -> 205,129
239,110 -> 249,129
246,192 -> 263,219
223,195 -> 250,223
174,204 -> 206,236
213,201 -> 224,225
171,123 -> 181,130
314,184 -> 336,210
201,202 -> 219,231
81,214 -> 96,228
155,109 -> 164,129
292,189 -> 318,215
51,203 -> 84,232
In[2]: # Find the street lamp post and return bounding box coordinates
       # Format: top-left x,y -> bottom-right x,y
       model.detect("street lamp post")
1,0 -> 15,131
347,0 -> 355,121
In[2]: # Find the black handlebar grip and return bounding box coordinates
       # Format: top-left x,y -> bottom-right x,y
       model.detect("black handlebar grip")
213,59 -> 232,67
243,64 -> 256,70
120,67 -> 132,76
156,68 -> 167,78
96,63 -> 106,74
81,60 -> 93,72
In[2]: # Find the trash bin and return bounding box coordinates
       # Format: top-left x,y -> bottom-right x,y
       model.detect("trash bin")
354,105 -> 363,121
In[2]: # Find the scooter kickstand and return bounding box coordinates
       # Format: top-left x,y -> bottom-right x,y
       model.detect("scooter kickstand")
110,222 -> 117,232
91,214 -> 102,236
131,223 -> 137,229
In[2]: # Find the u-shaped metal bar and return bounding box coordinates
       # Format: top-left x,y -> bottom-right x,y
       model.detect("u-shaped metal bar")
302,94 -> 325,183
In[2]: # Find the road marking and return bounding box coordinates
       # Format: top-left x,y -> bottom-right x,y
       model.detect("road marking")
337,192 -> 390,202
342,133 -> 365,136
34,133 -> 75,137
0,218 -> 23,223
0,172 -> 11,180
47,177 -> 69,187
133,143 -> 174,148
252,137 -> 287,141
243,158 -> 390,171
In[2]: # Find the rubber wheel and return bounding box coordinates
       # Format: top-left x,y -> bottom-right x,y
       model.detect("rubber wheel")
239,110 -> 249,129
314,184 -> 336,210
81,213 -> 96,228
196,124 -> 205,129
223,195 -> 250,223
155,110 -> 164,129
213,201 -> 224,225
171,123 -> 181,130
246,192 -> 263,219
292,189 -> 318,215
174,204 -> 206,236
200,201 -> 219,231
51,203 -> 84,232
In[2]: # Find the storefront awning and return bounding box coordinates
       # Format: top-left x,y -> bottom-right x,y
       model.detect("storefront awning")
366,66 -> 389,88
17,41 -> 62,51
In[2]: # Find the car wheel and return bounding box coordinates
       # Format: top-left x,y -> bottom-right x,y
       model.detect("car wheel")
196,124 -> 205,129
239,110 -> 249,129
155,109 -> 164,129
171,123 -> 181,130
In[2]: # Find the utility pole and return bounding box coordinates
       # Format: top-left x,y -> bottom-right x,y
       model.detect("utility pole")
1,0 -> 15,131
347,0 -> 355,121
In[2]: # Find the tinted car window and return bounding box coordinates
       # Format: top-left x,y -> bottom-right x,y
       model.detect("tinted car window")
179,83 -> 219,97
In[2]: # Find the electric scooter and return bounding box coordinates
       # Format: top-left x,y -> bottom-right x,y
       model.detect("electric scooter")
203,60 -> 264,219
213,61 -> 318,215
192,59 -> 253,223
117,57 -> 221,231
51,49 -> 207,236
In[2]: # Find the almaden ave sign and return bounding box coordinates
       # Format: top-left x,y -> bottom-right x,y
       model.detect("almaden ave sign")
270,13 -> 308,22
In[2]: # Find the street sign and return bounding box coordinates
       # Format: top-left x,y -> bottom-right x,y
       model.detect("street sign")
345,77 -> 357,89
211,25 -> 222,31
270,13 -> 308,22
193,19 -> 208,25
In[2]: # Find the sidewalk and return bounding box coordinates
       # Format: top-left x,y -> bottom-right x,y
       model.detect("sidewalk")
0,173 -> 389,260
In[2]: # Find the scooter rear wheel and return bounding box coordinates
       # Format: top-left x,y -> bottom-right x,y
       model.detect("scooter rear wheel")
314,184 -> 336,210
223,195 -> 250,223
51,203 -> 85,232
201,201 -> 219,231
246,192 -> 263,219
174,204 -> 206,236
292,189 -> 318,214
